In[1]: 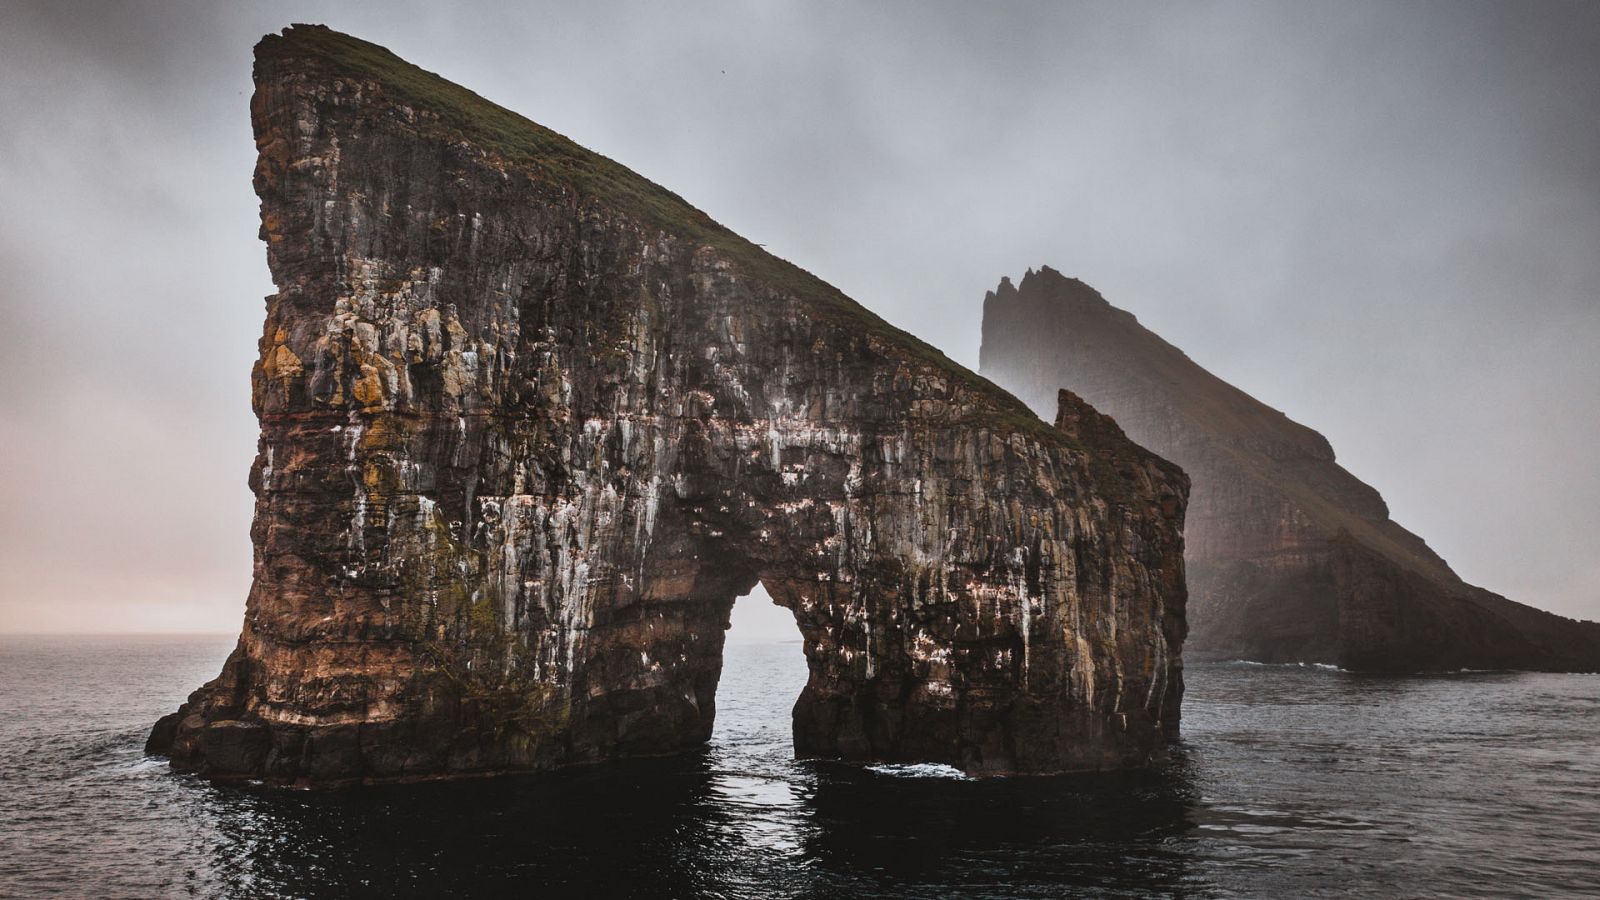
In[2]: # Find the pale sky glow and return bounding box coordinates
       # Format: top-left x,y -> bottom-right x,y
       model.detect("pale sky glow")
1,0 -> 1596,634
728,585 -> 800,644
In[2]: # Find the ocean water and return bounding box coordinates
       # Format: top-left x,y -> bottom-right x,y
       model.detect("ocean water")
2,635 -> 1597,898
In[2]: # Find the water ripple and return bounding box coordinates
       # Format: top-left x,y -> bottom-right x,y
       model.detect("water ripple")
2,635 -> 1598,897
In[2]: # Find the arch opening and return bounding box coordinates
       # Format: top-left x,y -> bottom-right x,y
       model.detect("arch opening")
710,582 -> 808,760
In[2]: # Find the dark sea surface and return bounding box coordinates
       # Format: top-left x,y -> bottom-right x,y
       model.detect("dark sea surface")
2,634 -> 1598,898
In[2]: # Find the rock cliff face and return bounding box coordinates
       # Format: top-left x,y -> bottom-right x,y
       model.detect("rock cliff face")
146,27 -> 1190,784
981,267 -> 1600,672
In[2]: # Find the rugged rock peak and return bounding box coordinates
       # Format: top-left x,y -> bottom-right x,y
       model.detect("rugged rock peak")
146,26 -> 1191,784
981,269 -> 1600,673
1018,266 -> 1097,299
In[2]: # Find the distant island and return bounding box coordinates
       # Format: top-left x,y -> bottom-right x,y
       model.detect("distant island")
981,267 -> 1600,672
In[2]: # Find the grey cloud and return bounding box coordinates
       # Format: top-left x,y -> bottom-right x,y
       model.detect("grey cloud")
1,0 -> 1595,634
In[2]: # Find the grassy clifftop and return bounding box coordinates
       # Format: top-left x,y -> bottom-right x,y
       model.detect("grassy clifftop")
258,24 -> 1052,437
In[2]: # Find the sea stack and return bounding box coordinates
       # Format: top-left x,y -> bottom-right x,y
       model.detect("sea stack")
146,27 -> 1190,784
980,266 -> 1600,673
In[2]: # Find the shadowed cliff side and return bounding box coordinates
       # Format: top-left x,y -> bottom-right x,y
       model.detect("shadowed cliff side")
146,27 -> 1189,784
980,267 -> 1600,673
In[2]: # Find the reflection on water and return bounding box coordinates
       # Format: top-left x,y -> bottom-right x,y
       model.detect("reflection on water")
2,635 -> 1598,898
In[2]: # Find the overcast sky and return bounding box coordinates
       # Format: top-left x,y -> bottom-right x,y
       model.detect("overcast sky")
1,0 -> 1596,638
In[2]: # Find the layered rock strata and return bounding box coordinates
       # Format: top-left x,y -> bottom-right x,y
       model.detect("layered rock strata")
147,27 -> 1190,783
981,267 -> 1600,672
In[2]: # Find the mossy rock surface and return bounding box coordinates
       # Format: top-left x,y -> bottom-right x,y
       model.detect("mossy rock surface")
258,24 -> 1059,444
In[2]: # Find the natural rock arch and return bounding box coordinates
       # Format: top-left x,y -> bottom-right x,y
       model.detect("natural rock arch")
148,26 -> 1189,783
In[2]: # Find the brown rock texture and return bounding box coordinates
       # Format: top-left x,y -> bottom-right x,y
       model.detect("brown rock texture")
981,267 -> 1600,673
146,27 -> 1190,784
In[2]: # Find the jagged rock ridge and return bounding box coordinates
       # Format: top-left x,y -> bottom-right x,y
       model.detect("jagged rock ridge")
146,27 -> 1190,783
981,266 -> 1600,672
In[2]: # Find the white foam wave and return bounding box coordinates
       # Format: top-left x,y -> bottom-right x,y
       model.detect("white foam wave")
1229,659 -> 1347,672
864,763 -> 972,780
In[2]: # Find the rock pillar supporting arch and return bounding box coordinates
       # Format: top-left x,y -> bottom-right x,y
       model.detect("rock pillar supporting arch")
148,25 -> 1189,783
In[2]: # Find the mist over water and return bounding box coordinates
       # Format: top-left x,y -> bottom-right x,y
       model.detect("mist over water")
2,634 -> 1597,898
